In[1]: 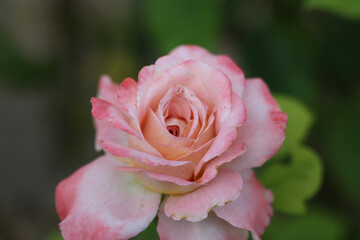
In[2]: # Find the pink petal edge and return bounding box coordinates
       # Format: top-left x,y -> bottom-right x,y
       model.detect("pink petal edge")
170,45 -> 245,97
229,78 -> 287,171
164,167 -> 243,222
55,155 -> 161,240
158,203 -> 249,240
214,170 -> 273,239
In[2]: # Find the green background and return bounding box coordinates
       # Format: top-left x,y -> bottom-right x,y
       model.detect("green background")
0,0 -> 359,239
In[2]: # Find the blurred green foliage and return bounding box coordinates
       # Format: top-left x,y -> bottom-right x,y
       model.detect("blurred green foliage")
44,229 -> 63,240
0,29 -> 56,88
133,219 -> 159,240
274,95 -> 314,159
305,0 -> 360,19
144,0 -> 220,53
263,207 -> 348,240
260,145 -> 322,214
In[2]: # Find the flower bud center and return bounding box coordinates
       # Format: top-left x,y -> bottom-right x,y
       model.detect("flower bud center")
165,117 -> 187,137
167,125 -> 180,136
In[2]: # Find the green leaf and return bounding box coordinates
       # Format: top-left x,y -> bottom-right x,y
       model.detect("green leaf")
259,146 -> 322,214
131,219 -> 159,240
44,229 -> 63,240
263,207 -> 348,240
144,0 -> 220,54
323,100 -> 360,209
304,0 -> 360,20
274,94 -> 314,159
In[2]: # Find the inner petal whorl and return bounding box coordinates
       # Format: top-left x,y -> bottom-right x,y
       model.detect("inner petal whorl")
165,117 -> 187,137
167,125 -> 179,136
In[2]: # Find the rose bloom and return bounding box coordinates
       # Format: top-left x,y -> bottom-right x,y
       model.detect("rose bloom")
55,46 -> 287,240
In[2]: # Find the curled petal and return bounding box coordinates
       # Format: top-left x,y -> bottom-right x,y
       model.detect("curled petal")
55,155 -> 161,240
138,60 -> 233,128
118,166 -> 200,194
195,93 -> 246,176
229,79 -> 287,171
214,170 -> 273,239
197,143 -> 247,184
174,138 -> 214,163
97,75 -> 121,106
102,139 -> 197,180
137,56 -> 183,122
164,167 -> 243,222
142,109 -> 193,149
117,77 -> 138,118
93,75 -> 126,150
91,97 -> 142,139
192,108 -> 216,148
158,204 -> 249,240
100,140 -> 191,167
93,120 -> 127,151
170,45 -> 245,97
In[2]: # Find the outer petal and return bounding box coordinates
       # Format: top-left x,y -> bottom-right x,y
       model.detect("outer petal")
229,79 -> 287,171
55,155 -> 161,240
97,75 -> 121,106
170,45 -> 245,97
164,168 -> 242,222
158,204 -> 249,240
214,170 -> 273,239
93,75 -> 124,150
94,77 -> 164,156
116,77 -> 140,132
91,97 -> 141,139
93,119 -> 128,151
117,77 -> 137,114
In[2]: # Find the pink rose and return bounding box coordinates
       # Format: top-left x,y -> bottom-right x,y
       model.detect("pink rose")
55,45 -> 287,240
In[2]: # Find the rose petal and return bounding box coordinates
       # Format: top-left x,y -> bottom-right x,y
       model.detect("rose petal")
117,77 -> 138,118
156,84 -> 198,125
93,75 -> 124,150
138,60 -> 233,128
174,138 -> 214,163
158,204 -> 249,240
55,155 -> 161,240
137,56 -> 183,122
97,75 -> 121,106
93,120 -> 127,151
126,133 -> 163,157
229,79 -> 287,171
118,166 -> 200,194
91,97 -> 142,139
168,98 -> 191,121
197,143 -> 247,184
164,167 -> 242,222
170,45 -> 245,97
100,140 -> 192,167
214,170 -> 273,239
143,109 -> 194,149
192,109 -> 215,148
94,77 -> 163,156
194,93 -> 246,176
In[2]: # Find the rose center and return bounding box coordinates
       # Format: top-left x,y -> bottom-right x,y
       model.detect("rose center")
167,125 -> 180,137
165,117 -> 187,137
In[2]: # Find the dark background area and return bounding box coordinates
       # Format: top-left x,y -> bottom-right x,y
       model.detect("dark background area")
0,0 -> 359,239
